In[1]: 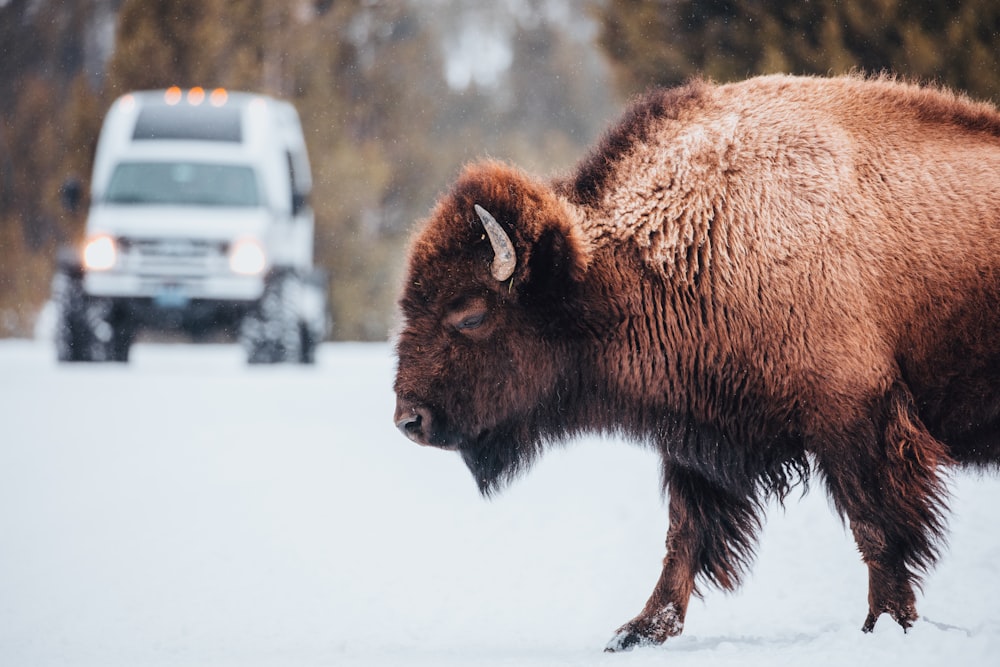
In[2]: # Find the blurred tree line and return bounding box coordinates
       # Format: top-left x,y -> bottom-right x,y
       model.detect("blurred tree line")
599,0 -> 1000,100
2,0 -> 999,340
0,0 -> 613,339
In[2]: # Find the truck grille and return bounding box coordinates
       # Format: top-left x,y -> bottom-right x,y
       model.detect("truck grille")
118,237 -> 229,275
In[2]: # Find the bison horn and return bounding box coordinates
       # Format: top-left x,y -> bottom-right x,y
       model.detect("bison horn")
474,204 -> 517,282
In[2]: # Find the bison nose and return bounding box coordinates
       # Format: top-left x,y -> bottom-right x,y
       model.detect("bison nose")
394,398 -> 434,446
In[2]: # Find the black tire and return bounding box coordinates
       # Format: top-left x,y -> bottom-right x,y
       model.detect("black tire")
53,271 -> 133,363
107,315 -> 134,362
241,273 -> 302,364
54,272 -> 93,362
299,322 -> 317,365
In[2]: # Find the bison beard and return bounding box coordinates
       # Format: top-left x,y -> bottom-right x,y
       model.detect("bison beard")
392,74 -> 1000,650
460,421 -> 542,496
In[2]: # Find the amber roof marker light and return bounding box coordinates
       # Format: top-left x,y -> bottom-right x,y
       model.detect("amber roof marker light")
210,88 -> 228,107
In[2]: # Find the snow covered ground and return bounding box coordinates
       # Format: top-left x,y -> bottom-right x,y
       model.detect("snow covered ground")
1,339 -> 998,666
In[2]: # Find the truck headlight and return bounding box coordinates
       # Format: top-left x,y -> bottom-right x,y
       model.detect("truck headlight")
229,238 -> 267,275
83,235 -> 117,271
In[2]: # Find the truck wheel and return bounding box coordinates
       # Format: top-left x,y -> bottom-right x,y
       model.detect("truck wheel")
54,271 -> 94,362
107,316 -> 134,362
242,273 -> 301,364
299,323 -> 317,365
53,271 -> 100,362
53,271 -> 132,363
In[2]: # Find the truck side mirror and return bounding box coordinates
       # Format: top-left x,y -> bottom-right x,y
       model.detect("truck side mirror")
61,177 -> 83,214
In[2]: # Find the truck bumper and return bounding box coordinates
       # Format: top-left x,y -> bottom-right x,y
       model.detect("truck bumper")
84,271 -> 266,303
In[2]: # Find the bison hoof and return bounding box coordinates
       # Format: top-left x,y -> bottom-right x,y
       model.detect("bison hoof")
604,606 -> 684,652
861,606 -> 918,634
605,628 -> 655,653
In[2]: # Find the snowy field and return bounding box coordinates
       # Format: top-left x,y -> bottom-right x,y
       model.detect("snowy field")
1,339 -> 998,667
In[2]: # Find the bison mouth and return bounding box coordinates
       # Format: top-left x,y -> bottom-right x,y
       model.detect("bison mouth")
394,396 -> 538,495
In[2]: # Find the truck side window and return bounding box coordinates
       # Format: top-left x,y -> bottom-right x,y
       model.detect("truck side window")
287,151 -> 308,216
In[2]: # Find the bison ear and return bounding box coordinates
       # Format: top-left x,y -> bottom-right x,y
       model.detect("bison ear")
519,217 -> 590,299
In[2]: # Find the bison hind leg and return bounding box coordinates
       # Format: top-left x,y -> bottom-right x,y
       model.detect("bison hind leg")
816,380 -> 953,634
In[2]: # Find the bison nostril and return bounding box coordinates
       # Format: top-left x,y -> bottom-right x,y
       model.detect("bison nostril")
397,411 -> 422,436
394,399 -> 434,445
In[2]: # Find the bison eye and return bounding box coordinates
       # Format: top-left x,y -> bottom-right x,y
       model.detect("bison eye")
446,298 -> 490,335
456,312 -> 486,330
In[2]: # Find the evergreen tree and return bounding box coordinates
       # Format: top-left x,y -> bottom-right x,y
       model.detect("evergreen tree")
0,0 -> 106,336
105,0 -> 208,93
598,0 -> 1000,103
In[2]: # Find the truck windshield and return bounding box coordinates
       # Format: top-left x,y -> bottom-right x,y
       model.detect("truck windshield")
105,162 -> 260,207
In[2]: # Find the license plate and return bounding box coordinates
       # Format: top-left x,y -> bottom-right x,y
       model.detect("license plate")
154,285 -> 190,308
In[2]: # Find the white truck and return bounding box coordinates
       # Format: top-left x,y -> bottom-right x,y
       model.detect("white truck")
52,87 -> 327,363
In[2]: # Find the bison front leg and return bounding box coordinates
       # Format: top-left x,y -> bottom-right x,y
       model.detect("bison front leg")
605,467 -> 762,652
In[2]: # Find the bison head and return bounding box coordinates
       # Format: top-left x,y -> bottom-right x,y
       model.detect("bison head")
393,161 -> 593,494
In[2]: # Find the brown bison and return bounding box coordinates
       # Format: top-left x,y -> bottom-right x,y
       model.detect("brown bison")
392,74 -> 1000,651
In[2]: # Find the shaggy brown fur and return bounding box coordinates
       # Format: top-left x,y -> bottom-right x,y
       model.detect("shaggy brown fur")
392,74 -> 1000,650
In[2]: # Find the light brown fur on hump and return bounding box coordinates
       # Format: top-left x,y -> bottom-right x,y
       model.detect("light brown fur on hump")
571,74 -> 1000,288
